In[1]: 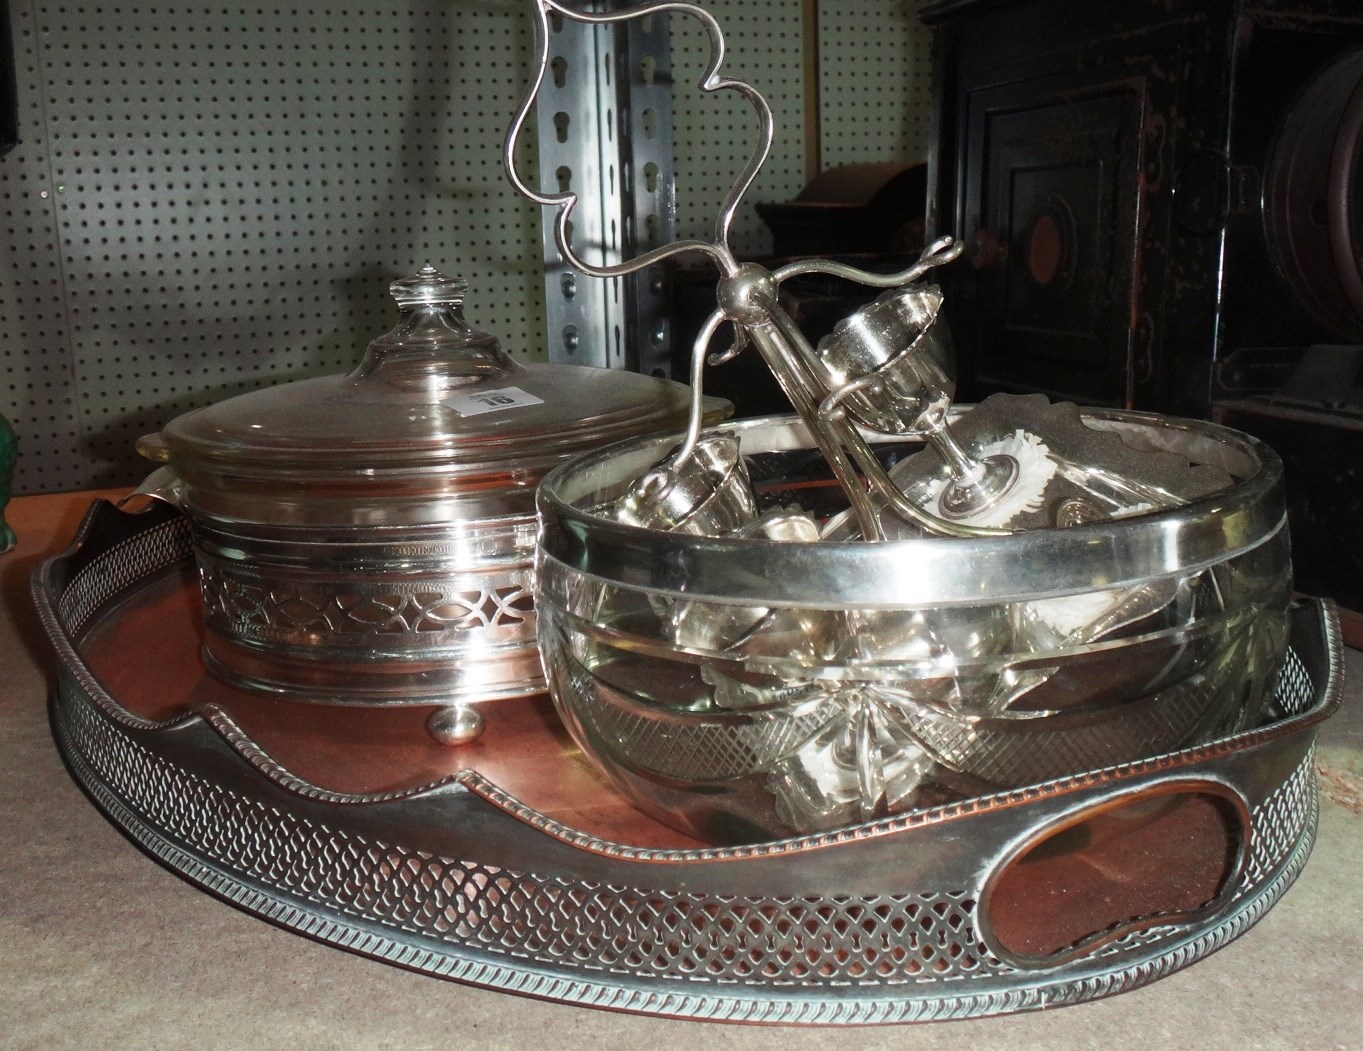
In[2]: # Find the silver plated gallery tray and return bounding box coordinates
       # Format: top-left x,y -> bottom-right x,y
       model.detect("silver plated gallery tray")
35,498 -> 1341,1025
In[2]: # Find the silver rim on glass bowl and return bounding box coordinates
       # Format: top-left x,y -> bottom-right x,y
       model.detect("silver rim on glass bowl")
535,409 -> 1290,843
538,411 -> 1283,609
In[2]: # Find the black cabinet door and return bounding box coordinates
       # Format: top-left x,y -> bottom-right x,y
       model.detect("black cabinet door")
964,79 -> 1146,406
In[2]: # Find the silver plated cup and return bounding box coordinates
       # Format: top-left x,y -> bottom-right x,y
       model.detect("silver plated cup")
614,430 -> 759,536
816,283 -> 955,436
817,287 -> 1020,524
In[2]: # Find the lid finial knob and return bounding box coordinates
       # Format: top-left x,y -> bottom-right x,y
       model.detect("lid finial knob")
390,264 -> 469,309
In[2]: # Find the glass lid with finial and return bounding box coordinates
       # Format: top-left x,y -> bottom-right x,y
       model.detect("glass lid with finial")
144,264 -> 713,526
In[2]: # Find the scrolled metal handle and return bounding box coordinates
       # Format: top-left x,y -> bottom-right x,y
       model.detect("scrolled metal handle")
503,0 -> 776,280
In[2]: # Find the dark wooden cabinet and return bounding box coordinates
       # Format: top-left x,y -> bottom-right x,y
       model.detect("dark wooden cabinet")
924,0 -> 1363,610
965,80 -> 1148,407
921,0 -> 1363,418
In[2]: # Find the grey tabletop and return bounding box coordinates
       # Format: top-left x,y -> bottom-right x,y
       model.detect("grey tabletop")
3,490 -> 1361,1051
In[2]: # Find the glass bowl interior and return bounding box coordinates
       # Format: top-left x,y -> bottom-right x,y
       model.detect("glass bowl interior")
535,410 -> 1291,844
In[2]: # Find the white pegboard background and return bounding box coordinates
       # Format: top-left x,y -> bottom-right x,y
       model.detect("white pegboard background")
670,0 -> 809,260
0,0 -> 933,494
2,0 -> 546,493
1,0 -> 85,491
818,1 -> 933,169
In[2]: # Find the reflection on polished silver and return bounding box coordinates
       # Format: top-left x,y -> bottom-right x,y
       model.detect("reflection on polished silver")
613,431 -> 757,535
516,0 -> 1298,880
816,285 -> 956,435
536,411 -> 1293,841
34,499 -> 1341,1023
812,262 -> 1028,526
136,263 -> 711,741
888,394 -> 1230,536
663,507 -> 824,655
427,704 -> 486,747
505,2 -> 1001,539
505,2 -> 1250,542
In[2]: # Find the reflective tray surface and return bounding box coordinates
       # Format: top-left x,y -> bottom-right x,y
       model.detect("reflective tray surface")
34,499 -> 1341,1025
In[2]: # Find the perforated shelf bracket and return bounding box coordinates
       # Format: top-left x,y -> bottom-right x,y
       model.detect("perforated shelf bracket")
534,3 -> 675,375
